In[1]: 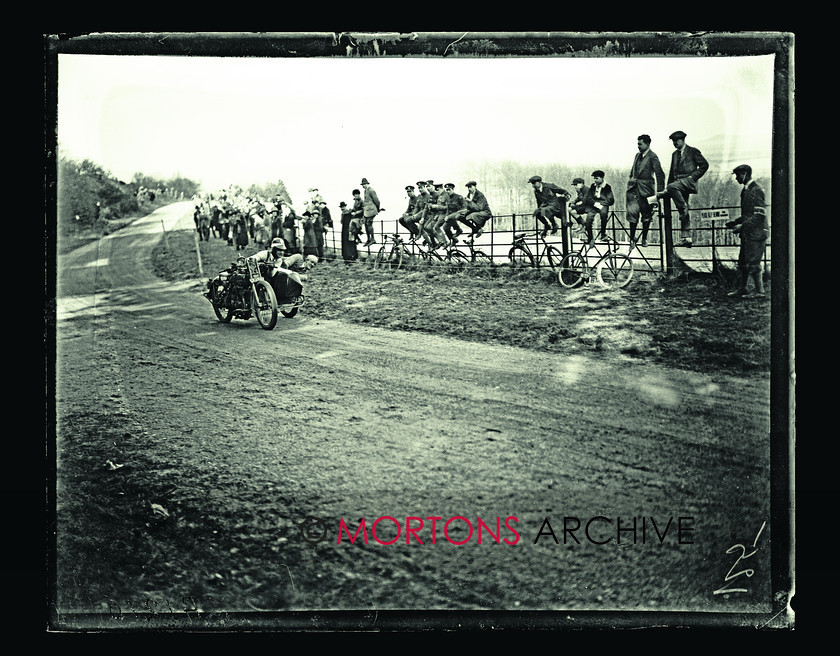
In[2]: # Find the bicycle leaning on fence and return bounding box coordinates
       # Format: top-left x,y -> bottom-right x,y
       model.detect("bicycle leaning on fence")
508,231 -> 565,270
449,236 -> 493,271
557,236 -> 634,289
373,233 -> 416,270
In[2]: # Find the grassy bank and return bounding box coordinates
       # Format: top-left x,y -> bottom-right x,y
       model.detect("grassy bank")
153,229 -> 772,375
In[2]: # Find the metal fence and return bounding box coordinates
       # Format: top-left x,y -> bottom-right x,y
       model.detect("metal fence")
320,202 -> 771,276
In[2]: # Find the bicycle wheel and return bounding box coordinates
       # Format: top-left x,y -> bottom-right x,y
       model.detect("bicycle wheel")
471,250 -> 493,271
558,253 -> 586,288
445,250 -> 469,273
596,253 -> 634,288
508,245 -> 534,269
545,246 -> 565,271
390,245 -> 404,270
373,245 -> 388,269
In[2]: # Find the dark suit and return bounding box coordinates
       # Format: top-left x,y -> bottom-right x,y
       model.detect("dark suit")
583,183 -> 615,237
626,149 -> 665,225
532,182 -> 569,232
664,144 -> 709,237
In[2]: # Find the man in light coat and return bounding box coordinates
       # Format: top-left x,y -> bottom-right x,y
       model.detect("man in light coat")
360,177 -> 380,246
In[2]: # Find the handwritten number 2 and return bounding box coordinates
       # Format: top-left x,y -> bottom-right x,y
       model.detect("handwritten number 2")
713,521 -> 766,596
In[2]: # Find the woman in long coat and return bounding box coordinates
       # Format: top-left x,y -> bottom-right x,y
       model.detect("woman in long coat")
339,201 -> 357,262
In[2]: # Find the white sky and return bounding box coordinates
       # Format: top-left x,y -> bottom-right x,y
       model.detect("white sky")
56,52 -> 776,213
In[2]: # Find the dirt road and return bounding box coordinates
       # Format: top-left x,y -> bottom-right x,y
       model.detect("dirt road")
54,202 -> 774,623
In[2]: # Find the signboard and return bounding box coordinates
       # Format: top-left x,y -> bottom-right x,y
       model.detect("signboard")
699,208 -> 730,221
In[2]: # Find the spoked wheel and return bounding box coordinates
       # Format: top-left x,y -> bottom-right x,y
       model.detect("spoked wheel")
445,250 -> 469,273
210,283 -> 234,323
389,245 -> 404,270
558,253 -> 586,288
471,250 -> 493,271
252,280 -> 278,330
279,295 -> 303,318
544,246 -> 565,271
596,253 -> 634,288
373,246 -> 389,269
508,245 -> 534,269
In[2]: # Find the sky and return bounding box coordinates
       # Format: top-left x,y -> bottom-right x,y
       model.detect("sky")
56,51 -> 777,214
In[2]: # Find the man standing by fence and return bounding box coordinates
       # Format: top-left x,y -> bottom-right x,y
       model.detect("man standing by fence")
627,134 -> 666,247
657,130 -> 709,248
361,177 -> 381,247
725,164 -> 768,298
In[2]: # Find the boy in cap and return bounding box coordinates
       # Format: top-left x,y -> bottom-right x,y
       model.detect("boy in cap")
725,164 -> 768,298
656,131 -> 709,247
583,170 -> 615,244
349,189 -> 364,243
528,175 -> 570,237
568,177 -> 588,233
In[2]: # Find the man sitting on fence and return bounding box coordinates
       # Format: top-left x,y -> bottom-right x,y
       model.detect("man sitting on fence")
583,170 -> 616,245
461,181 -> 492,241
528,175 -> 570,238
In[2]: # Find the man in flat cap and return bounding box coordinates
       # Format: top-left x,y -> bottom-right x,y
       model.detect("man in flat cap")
349,188 -> 364,244
582,170 -> 615,245
398,185 -> 421,239
462,181 -> 493,241
626,134 -> 666,247
656,131 -> 709,247
528,175 -> 570,238
725,164 -> 768,298
568,177 -> 588,233
360,178 -> 381,247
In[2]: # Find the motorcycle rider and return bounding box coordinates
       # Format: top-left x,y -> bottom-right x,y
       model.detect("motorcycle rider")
252,238 -> 316,300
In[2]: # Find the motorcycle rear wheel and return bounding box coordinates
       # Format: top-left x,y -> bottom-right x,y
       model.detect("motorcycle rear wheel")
252,280 -> 278,330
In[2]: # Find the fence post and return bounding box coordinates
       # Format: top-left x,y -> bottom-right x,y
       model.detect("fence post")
193,230 -> 204,279
661,197 -> 674,275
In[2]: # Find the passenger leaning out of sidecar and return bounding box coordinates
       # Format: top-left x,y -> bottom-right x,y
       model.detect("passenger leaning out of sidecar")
251,238 -> 317,297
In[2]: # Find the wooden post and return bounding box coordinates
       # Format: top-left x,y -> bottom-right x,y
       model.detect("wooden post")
161,219 -> 171,251
662,197 -> 674,275
193,230 -> 204,279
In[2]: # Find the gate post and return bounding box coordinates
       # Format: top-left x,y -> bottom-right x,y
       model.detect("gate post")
661,196 -> 674,275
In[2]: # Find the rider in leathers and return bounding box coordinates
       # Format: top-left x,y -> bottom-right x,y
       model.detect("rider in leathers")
251,238 -> 316,300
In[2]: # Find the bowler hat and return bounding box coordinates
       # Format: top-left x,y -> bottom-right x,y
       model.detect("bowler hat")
669,131 -> 687,140
339,201 -> 347,207
528,175 -> 542,183
361,178 -> 370,184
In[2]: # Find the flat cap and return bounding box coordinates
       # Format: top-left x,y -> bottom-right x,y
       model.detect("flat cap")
572,177 -> 585,185
465,181 -> 477,187
669,130 -> 687,140
592,170 -> 605,178
528,175 -> 542,183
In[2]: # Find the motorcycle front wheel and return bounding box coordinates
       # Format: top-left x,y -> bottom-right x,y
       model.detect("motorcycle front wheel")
252,280 -> 278,330
210,282 -> 234,323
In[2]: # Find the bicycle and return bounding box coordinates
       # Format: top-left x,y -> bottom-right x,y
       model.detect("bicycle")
373,233 -> 416,270
557,236 -> 634,289
450,235 -> 493,271
508,231 -> 565,270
